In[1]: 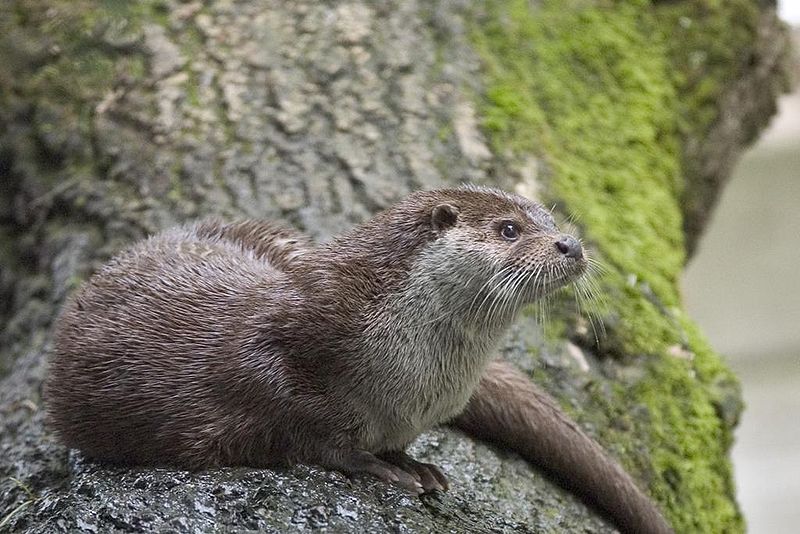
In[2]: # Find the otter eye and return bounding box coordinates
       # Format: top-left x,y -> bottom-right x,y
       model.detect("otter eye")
499,222 -> 520,241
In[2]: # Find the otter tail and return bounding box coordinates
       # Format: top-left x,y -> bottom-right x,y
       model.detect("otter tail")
452,360 -> 673,534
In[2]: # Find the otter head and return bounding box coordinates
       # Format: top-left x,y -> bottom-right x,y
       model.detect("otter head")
422,185 -> 587,316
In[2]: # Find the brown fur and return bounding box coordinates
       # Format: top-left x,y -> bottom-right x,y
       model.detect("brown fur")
46,186 -> 672,533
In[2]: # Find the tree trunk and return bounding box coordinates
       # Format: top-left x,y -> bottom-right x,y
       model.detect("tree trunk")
0,1 -> 790,532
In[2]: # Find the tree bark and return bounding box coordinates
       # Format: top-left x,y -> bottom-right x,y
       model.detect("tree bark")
0,1 -> 790,532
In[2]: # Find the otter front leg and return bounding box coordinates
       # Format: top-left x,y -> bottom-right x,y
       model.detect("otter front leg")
378,451 -> 449,493
329,449 -> 425,494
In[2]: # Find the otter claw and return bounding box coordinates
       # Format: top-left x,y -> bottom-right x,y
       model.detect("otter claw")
379,451 -> 449,493
339,450 -> 424,494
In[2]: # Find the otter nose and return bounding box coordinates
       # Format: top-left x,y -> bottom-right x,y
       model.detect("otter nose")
555,235 -> 583,259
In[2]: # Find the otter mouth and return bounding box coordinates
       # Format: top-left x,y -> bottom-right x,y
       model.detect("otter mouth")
534,275 -> 577,297
522,261 -> 586,299
541,275 -> 578,293
470,260 -> 587,319
548,264 -> 586,286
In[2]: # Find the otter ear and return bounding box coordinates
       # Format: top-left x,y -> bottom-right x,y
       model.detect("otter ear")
431,203 -> 459,233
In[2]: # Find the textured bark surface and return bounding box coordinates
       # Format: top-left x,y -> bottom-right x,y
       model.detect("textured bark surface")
658,4 -> 792,255
0,1 -> 790,532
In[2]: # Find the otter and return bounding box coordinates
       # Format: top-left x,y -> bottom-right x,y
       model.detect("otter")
46,185 -> 673,534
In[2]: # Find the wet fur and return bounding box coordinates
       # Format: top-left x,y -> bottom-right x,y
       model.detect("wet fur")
46,186 -> 672,533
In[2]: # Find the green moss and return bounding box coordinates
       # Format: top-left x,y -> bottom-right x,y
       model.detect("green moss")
469,1 -> 743,531
185,69 -> 201,109
653,0 -> 762,145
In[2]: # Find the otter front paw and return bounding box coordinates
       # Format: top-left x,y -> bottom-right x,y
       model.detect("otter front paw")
338,449 -> 424,495
379,450 -> 448,493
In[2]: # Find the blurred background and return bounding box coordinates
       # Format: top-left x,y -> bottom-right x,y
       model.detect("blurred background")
682,4 -> 799,533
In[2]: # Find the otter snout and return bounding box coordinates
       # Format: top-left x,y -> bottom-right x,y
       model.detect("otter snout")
555,235 -> 583,260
